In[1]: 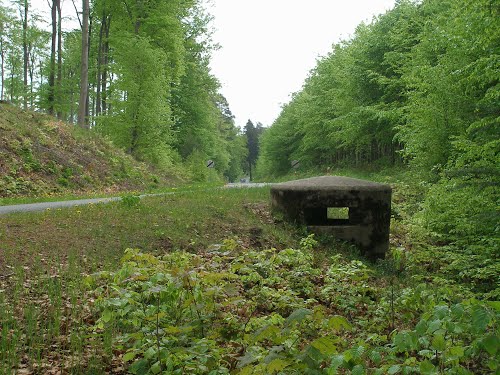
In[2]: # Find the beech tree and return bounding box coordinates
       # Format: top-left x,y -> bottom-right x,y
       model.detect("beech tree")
77,0 -> 89,128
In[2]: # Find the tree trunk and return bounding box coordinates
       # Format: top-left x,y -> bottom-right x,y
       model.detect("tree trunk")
77,0 -> 89,128
22,0 -> 28,109
102,17 -> 111,114
29,44 -> 34,107
48,0 -> 58,115
28,42 -> 36,108
56,0 -> 62,118
0,38 -> 4,101
86,15 -> 92,123
96,14 -> 104,116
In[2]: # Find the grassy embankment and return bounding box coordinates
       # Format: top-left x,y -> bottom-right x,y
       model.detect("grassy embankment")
0,102 -> 181,205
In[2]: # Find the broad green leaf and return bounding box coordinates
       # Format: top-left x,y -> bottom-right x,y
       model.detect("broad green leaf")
369,350 -> 382,365
451,304 -> 465,318
394,332 -> 411,352
353,346 -> 365,359
343,350 -> 353,363
223,283 -> 240,297
486,301 -> 500,311
238,367 -> 253,375
427,319 -> 441,333
472,306 -> 490,333
487,359 -> 498,371
253,325 -> 280,343
150,361 -> 161,374
267,358 -> 290,373
448,346 -> 465,358
352,364 -> 365,375
418,349 -> 434,358
388,364 -> 401,374
310,337 -> 337,356
431,333 -> 446,351
164,326 -> 183,334
146,312 -> 166,321
328,315 -> 351,331
415,319 -> 428,336
238,351 -> 258,368
129,359 -> 149,375
123,351 -> 136,362
285,308 -> 312,325
434,305 -> 449,319
144,346 -> 156,360
329,354 -> 344,370
419,360 -> 436,374
482,335 -> 499,355
102,309 -> 112,323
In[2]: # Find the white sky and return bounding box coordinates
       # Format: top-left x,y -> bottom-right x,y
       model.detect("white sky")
207,0 -> 395,128
28,0 -> 396,128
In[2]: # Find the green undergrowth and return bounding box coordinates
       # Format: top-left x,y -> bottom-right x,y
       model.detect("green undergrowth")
88,239 -> 499,374
1,178 -> 498,374
0,187 -> 299,373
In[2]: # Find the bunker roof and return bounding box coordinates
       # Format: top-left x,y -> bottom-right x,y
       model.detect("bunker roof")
271,176 -> 392,192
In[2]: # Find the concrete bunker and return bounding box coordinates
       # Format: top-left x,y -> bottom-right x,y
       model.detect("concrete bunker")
270,176 -> 392,258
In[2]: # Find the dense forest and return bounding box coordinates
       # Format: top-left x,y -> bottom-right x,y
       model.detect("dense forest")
258,0 -> 499,297
0,0 -> 248,182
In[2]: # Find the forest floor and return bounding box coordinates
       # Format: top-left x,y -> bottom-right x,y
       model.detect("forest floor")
0,187 -> 298,373
0,181 -> 497,374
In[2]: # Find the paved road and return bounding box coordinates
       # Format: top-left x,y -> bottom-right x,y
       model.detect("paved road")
225,182 -> 272,188
0,196 -> 121,215
0,183 -> 272,215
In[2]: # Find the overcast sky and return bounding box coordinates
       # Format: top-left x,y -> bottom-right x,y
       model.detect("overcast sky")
30,0 -> 396,129
207,0 -> 396,128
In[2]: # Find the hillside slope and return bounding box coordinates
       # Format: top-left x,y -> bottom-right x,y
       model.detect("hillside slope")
0,102 -> 176,198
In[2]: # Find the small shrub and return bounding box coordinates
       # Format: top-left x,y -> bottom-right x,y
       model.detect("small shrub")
121,194 -> 141,208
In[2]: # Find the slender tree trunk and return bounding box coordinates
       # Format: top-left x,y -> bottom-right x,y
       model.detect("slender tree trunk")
29,44 -> 34,107
56,0 -> 62,118
96,13 -> 111,117
96,14 -> 104,116
102,17 -> 110,114
22,0 -> 28,109
0,38 -> 4,101
48,0 -> 58,114
77,0 -> 89,128
39,59 -> 42,92
70,72 -> 74,123
85,15 -> 92,123
10,67 -> 13,102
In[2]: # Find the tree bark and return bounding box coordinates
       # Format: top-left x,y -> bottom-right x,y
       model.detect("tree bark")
77,0 -> 89,128
86,15 -> 92,122
48,0 -> 58,115
0,37 -> 5,101
102,17 -> 110,114
56,0 -> 62,118
96,14 -> 104,116
29,44 -> 34,106
22,0 -> 28,109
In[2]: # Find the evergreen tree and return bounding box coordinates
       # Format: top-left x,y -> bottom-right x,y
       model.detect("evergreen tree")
244,119 -> 263,180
